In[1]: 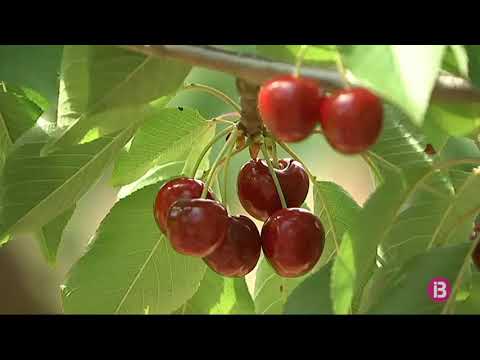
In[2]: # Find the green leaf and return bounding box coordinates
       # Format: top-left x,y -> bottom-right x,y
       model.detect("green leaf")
284,262 -> 333,314
179,268 -> 254,314
48,45 -> 191,151
112,107 -> 214,186
442,45 -> 468,77
339,45 -> 446,125
118,161 -> 186,199
0,45 -> 63,103
62,183 -> 206,314
369,243 -> 470,314
331,176 -> 407,314
0,82 -> 45,168
422,108 -> 450,151
38,206 -> 75,264
0,124 -> 136,240
313,181 -> 361,268
465,45 -> 480,88
456,272 -> 480,314
427,102 -> 480,137
255,45 -> 338,66
253,256 -> 307,314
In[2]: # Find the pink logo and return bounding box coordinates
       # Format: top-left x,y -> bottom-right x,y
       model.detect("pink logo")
428,277 -> 451,303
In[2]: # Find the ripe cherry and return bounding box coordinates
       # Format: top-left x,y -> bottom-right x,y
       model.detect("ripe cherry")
166,198 -> 228,257
204,215 -> 261,277
320,87 -> 383,154
258,75 -> 324,143
261,208 -> 325,278
154,177 -> 215,234
237,158 -> 309,221
473,241 -> 480,270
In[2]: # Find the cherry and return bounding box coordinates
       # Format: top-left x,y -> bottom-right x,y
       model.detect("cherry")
473,241 -> 480,270
320,87 -> 383,154
237,158 -> 309,221
204,215 -> 261,277
261,208 -> 325,278
166,198 -> 229,257
258,75 -> 324,143
154,177 -> 215,233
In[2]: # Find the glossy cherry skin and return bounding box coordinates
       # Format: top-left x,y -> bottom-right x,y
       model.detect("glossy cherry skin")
204,215 -> 261,277
166,198 -> 228,257
258,75 -> 324,143
237,158 -> 309,221
320,87 -> 383,154
154,177 -> 215,234
261,208 -> 325,278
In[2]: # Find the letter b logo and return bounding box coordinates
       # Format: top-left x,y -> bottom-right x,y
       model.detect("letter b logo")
428,277 -> 451,303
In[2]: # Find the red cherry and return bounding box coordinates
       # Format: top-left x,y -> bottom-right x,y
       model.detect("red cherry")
258,75 -> 324,143
166,198 -> 228,257
320,87 -> 383,154
204,215 -> 261,277
154,177 -> 215,233
237,158 -> 309,221
261,208 -> 325,278
473,241 -> 480,270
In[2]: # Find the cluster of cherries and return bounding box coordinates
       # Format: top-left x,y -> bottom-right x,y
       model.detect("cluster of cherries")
152,74 -> 387,279
258,75 -> 384,154
153,159 -> 324,278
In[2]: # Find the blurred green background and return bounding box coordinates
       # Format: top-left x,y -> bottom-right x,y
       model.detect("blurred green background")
0,45 -> 374,314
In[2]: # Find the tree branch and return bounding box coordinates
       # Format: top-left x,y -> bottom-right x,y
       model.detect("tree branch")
119,45 -> 480,103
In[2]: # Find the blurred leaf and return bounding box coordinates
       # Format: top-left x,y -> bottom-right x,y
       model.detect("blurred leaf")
0,81 -> 45,169
456,272 -> 480,314
339,45 -> 446,125
465,45 -> 480,88
179,268 -> 254,314
331,176 -> 407,314
256,45 -> 337,66
284,262 -> 333,314
369,243 -> 470,314
38,206 -> 75,264
0,124 -> 136,241
313,181 -> 361,269
112,107 -> 214,186
442,45 -> 468,77
0,45 -> 63,103
47,45 -> 191,151
62,183 -> 206,314
441,137 -> 480,173
422,109 -> 450,152
427,102 -> 480,137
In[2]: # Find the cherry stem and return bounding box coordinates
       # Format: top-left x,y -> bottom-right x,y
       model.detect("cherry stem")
201,128 -> 238,199
190,125 -> 235,178
275,140 -> 316,182
261,142 -> 288,209
334,48 -> 351,89
210,112 -> 241,125
182,83 -> 242,113
294,45 -> 310,77
222,131 -> 238,208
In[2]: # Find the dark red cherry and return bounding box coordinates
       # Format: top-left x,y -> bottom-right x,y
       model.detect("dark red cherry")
166,198 -> 228,257
154,177 -> 215,233
261,208 -> 325,278
320,87 -> 383,154
258,75 -> 324,143
473,241 -> 480,270
204,215 -> 261,277
237,158 -> 309,221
